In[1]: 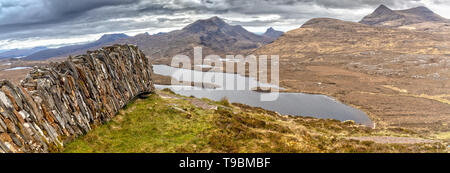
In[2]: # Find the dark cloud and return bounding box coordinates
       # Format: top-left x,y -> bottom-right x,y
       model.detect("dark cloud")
0,0 -> 447,50
45,0 -> 138,15
0,0 -> 139,26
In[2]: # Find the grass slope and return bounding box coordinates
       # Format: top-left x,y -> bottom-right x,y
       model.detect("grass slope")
64,90 -> 447,153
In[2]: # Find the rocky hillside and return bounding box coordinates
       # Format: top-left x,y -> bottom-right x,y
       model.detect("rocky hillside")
360,5 -> 449,27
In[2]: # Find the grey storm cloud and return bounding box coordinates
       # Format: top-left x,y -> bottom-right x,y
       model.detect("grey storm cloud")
0,0 -> 446,49
0,0 -> 139,25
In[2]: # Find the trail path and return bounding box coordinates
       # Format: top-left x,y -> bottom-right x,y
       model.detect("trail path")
347,136 -> 439,144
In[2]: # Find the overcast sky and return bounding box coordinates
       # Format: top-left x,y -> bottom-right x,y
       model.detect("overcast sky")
0,0 -> 449,50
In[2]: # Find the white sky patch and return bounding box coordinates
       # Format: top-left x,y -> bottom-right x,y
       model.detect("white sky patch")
242,18 -> 307,33
0,34 -> 100,50
108,16 -> 160,23
107,13 -> 201,27
325,8 -> 375,22
221,14 -> 281,23
121,26 -> 182,36
0,25 -> 187,50
242,26 -> 284,34
419,0 -> 450,18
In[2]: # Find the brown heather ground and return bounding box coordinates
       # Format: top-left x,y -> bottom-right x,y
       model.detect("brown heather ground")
253,18 -> 450,136
0,57 -> 66,85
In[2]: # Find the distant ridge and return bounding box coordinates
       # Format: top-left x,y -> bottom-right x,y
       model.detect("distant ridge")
360,5 -> 449,27
359,5 -> 404,25
263,27 -> 284,41
255,17 -> 450,56
114,16 -> 275,64
24,33 -> 129,60
183,16 -> 228,33
0,46 -> 48,59
23,17 -> 279,63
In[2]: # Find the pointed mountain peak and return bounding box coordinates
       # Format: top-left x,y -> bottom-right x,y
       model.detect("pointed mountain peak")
266,27 -> 276,32
359,5 -> 403,25
376,4 -> 390,11
265,27 -> 280,33
372,4 -> 395,15
197,16 -> 226,25
209,16 -> 224,22
203,16 -> 228,27
360,4 -> 448,26
183,16 -> 229,33
98,33 -> 129,42
263,27 -> 283,39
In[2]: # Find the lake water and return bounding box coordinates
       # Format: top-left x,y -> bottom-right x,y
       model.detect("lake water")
152,65 -> 281,90
153,65 -> 374,127
3,67 -> 32,71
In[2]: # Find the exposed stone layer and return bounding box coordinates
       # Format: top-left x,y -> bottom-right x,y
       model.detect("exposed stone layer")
0,44 -> 154,153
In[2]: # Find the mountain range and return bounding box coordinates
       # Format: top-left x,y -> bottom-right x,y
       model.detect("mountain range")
7,5 -> 448,62
256,17 -> 450,56
20,17 -> 283,62
0,46 -> 48,59
253,5 -> 450,131
256,5 -> 450,57
360,5 -> 450,37
360,4 -> 449,28
24,33 -> 130,60
113,16 -> 281,64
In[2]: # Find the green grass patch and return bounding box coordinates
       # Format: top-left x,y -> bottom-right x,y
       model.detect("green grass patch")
64,91 -> 448,153
64,94 -> 214,153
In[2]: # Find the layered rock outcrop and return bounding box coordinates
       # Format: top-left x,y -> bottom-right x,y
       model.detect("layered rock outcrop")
0,44 -> 154,153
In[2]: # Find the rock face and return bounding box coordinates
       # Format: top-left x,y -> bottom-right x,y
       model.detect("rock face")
0,44 -> 154,153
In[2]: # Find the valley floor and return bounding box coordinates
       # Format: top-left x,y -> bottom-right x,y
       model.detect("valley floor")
63,89 -> 448,153
276,54 -> 450,134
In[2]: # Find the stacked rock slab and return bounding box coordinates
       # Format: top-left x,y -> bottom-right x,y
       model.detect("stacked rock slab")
0,44 -> 154,153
